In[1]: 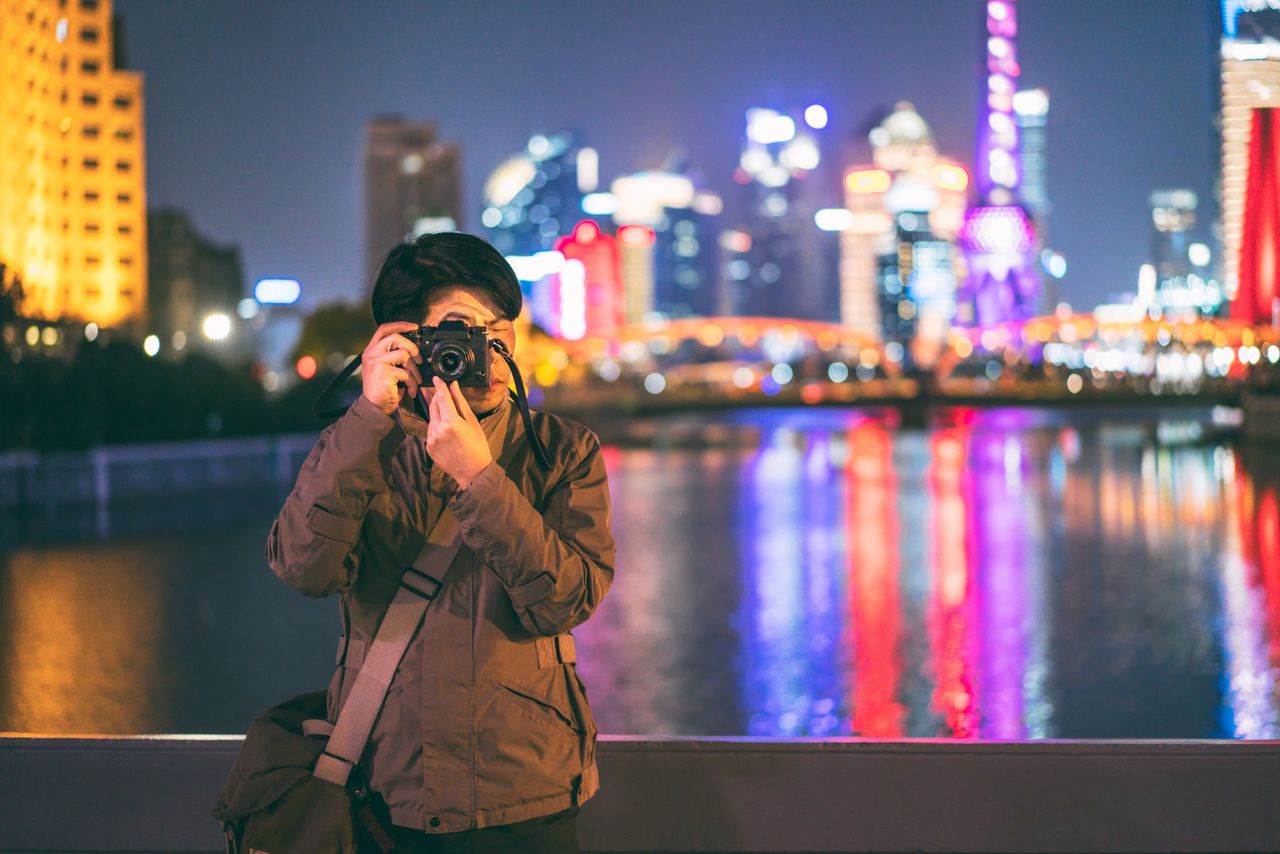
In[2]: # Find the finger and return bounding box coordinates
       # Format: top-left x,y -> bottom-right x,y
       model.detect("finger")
428,383 -> 443,423
386,366 -> 409,384
368,322 -> 419,354
447,381 -> 477,423
432,376 -> 457,421
379,333 -> 422,361
374,346 -> 415,367
406,362 -> 424,398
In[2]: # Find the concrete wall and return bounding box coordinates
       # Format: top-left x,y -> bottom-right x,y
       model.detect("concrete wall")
2,735 -> 1278,853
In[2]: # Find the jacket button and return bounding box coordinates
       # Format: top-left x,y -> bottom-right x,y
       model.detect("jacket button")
429,817 -> 441,828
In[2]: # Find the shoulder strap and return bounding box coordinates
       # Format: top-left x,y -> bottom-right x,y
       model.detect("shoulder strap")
313,401 -> 520,787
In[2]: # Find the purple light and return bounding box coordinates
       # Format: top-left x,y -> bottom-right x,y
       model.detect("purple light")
959,206 -> 1035,254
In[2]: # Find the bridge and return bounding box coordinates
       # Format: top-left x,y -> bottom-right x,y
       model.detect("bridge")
521,313 -> 1280,417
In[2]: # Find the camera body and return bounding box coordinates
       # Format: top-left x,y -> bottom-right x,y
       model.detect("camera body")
405,320 -> 491,388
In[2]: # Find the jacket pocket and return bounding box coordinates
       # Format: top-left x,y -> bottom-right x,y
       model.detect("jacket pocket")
497,678 -> 582,738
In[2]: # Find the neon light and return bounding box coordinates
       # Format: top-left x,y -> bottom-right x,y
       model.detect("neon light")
559,259 -> 587,340
745,108 -> 796,145
254,278 -> 301,305
934,163 -> 970,192
845,168 -> 892,194
958,206 -> 1034,254
814,208 -> 855,231
617,224 -> 656,247
571,219 -> 600,244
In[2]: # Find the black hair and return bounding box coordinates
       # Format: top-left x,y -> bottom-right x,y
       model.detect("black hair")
370,232 -> 522,325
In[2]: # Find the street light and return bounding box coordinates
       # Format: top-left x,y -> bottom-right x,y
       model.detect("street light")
203,313 -> 231,341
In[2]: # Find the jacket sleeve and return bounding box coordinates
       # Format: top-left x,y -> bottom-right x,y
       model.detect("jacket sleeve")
265,394 -> 406,598
449,430 -> 615,636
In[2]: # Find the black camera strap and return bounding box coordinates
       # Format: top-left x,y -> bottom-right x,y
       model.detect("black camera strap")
310,343 -> 553,473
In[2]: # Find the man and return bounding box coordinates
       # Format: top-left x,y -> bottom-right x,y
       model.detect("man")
266,232 -> 615,853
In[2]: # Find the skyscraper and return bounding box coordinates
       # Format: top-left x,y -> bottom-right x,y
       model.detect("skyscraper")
836,103 -> 967,357
957,0 -> 1041,327
1219,3 -> 1280,321
728,105 -> 831,319
363,116 -> 461,289
0,0 -> 148,329
483,132 -> 597,259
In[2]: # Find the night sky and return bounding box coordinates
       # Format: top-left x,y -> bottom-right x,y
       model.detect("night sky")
115,0 -> 1220,314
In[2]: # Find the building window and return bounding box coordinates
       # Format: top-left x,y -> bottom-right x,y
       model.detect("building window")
116,192 -> 131,204
117,223 -> 132,235
86,287 -> 100,298
81,0 -> 99,9
85,222 -> 99,233
114,159 -> 131,173
119,288 -> 134,298
83,157 -> 99,170
119,256 -> 133,267
84,190 -> 99,202
81,91 -> 98,107
112,95 -> 131,110
113,127 -> 133,141
82,124 -> 99,139
86,255 -> 100,266
81,60 -> 99,74
80,27 -> 98,43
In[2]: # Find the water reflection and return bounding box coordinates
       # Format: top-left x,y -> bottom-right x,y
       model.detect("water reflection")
3,408 -> 1280,738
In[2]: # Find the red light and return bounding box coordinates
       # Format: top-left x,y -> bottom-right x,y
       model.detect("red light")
572,220 -> 600,243
618,224 -> 656,247
296,355 -> 317,379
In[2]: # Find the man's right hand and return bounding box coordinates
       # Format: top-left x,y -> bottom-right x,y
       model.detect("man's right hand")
361,322 -> 424,415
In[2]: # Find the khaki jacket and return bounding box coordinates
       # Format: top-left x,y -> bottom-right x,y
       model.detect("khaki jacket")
265,393 -> 614,833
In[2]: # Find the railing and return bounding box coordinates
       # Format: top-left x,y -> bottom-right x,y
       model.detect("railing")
0,433 -> 319,510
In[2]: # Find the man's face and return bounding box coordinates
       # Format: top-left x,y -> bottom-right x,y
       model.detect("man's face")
415,286 -> 517,417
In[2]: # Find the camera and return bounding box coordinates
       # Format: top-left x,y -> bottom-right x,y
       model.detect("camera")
405,320 -> 491,388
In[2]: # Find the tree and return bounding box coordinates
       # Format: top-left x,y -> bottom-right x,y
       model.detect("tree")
291,301 -> 373,366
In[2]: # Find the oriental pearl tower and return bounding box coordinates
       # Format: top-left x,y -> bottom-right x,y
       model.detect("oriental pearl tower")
956,0 -> 1042,327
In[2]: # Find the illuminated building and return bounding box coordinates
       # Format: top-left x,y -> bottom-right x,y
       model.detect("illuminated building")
1145,189 -> 1223,315
532,220 -> 621,341
1220,3 -> 1280,322
363,116 -> 461,289
605,163 -> 724,319
1014,89 -> 1050,229
833,103 -> 967,360
957,0 -> 1041,327
146,209 -> 245,356
483,132 -> 598,259
728,105 -> 833,319
0,0 -> 148,330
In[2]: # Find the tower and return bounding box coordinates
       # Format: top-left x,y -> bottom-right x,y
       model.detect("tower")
956,0 -> 1041,327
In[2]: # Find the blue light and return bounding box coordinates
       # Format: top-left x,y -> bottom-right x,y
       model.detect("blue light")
254,278 -> 300,305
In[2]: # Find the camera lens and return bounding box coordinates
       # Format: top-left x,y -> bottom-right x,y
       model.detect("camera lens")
431,342 -> 472,381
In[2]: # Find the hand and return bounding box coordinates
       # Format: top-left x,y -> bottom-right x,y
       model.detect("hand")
360,322 -> 424,415
427,376 -> 493,487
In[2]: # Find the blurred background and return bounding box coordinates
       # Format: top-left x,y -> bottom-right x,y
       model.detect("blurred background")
3,0 -> 1280,740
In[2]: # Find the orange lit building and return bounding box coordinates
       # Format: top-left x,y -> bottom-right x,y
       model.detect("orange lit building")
839,104 -> 967,344
0,0 -> 148,330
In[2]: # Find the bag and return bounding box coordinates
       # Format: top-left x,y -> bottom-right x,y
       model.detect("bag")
213,691 -> 397,854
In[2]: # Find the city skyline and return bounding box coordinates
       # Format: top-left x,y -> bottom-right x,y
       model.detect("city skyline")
115,0 -> 1219,315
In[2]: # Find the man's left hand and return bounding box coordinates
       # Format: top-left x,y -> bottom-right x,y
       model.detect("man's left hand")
427,376 -> 494,489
